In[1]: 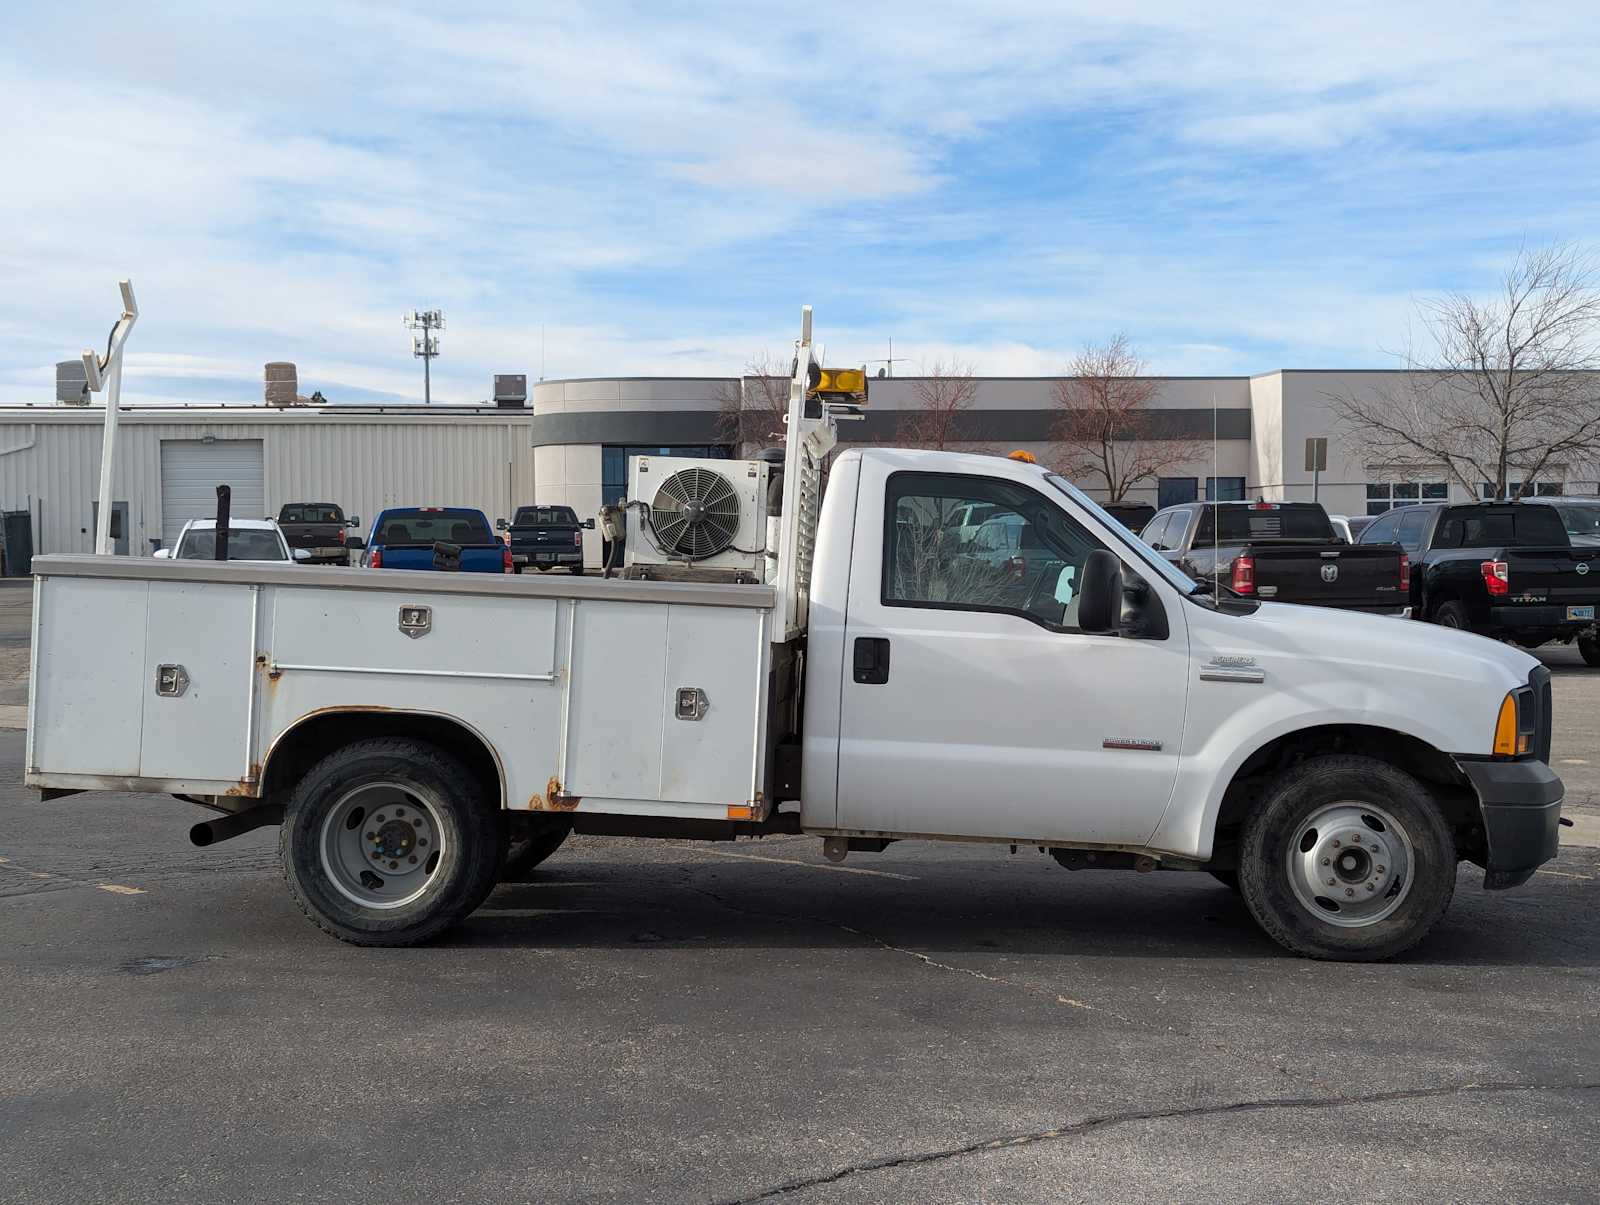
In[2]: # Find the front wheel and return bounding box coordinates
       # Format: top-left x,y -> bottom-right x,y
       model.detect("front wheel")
1238,755 -> 1456,961
280,738 -> 503,946
1432,600 -> 1469,629
1579,634 -> 1600,667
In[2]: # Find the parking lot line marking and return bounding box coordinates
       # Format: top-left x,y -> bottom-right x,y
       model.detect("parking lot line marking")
681,846 -> 919,881
1535,868 -> 1593,881
1559,758 -> 1589,765
96,883 -> 146,895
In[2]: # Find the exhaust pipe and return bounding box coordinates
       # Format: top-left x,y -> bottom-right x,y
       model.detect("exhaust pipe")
190,804 -> 284,847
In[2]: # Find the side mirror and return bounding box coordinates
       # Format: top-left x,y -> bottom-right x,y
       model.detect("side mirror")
291,548 -> 311,562
583,518 -> 596,530
152,548 -> 172,559
1077,549 -> 1124,635
348,516 -> 361,528
496,517 -> 508,532
345,536 -> 366,551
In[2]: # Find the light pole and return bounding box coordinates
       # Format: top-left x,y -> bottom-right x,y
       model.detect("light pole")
404,309 -> 444,404
83,280 -> 139,555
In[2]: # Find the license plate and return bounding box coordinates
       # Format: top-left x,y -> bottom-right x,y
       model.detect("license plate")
316,547 -> 343,558
536,552 -> 555,562
512,554 -> 528,564
1568,605 -> 1595,620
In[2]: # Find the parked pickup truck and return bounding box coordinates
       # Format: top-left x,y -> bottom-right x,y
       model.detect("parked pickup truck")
1142,500 -> 1409,614
277,502 -> 359,566
25,309 -> 1563,961
362,507 -> 511,574
1359,501 -> 1600,664
500,504 -> 593,575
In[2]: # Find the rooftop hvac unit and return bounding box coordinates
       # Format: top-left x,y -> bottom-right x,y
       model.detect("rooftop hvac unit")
493,374 -> 528,407
625,456 -> 768,574
56,360 -> 90,405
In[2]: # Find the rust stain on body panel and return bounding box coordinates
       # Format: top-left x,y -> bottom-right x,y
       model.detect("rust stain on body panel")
531,775 -> 580,811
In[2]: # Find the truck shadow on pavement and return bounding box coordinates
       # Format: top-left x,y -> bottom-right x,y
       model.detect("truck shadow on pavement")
448,854 -> 1599,970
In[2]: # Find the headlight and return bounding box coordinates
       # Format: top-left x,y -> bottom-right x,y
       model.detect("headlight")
1492,688 -> 1535,757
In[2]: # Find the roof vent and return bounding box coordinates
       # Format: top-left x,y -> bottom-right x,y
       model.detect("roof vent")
56,359 -> 90,405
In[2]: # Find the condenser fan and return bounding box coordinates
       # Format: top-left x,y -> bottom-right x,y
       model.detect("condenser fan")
650,466 -> 742,558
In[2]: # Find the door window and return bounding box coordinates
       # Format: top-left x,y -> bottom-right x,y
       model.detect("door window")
1140,512 -> 1172,550
883,473 -> 1104,630
1394,508 -> 1429,552
1359,511 -> 1401,544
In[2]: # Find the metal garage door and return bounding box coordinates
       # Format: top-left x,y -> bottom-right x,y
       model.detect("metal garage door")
159,439 -> 265,549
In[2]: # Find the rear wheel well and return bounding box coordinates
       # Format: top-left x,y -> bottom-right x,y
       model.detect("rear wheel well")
260,711 -> 503,811
1210,725 -> 1479,869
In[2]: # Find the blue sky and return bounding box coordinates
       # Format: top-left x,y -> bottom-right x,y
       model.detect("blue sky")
2,1 -> 1597,404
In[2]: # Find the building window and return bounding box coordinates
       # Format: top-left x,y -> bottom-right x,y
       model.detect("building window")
1479,481 -> 1562,500
601,445 -> 729,506
1365,480 -> 1448,515
1205,476 -> 1245,501
1158,477 -> 1198,508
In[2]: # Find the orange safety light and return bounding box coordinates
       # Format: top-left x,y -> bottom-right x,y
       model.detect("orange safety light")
1007,449 -> 1037,464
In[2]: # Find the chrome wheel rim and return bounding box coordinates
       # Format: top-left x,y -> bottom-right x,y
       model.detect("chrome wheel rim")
319,782 -> 447,910
1286,802 -> 1414,928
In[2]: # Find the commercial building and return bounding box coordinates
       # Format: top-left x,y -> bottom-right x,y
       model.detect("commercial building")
3,367 -> 1590,573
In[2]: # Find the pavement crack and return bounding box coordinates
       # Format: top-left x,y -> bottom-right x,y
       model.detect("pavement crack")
718,1080 -> 1600,1203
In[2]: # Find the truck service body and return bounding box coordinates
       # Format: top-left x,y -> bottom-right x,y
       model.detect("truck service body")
25,309 -> 1563,959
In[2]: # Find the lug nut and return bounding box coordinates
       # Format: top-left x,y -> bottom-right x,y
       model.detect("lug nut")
1332,839 -> 1341,848
375,814 -> 386,822
419,838 -> 428,847
396,807 -> 406,817
408,855 -> 417,864
1345,888 -> 1354,897
1326,877 -> 1336,886
1377,865 -> 1385,873
1322,857 -> 1331,866
389,861 -> 399,870
1351,834 -> 1361,844
1367,884 -> 1376,892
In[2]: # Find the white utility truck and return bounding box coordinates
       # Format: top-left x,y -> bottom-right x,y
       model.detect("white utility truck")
26,309 -> 1563,959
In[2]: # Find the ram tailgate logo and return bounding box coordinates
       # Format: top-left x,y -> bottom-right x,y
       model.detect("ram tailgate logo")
1320,562 -> 1340,583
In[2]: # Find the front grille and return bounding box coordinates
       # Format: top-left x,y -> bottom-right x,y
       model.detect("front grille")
1529,664 -> 1553,763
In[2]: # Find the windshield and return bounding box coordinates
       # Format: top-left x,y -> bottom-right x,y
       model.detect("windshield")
1044,475 -> 1198,593
1550,503 -> 1600,541
377,512 -> 492,546
177,529 -> 286,560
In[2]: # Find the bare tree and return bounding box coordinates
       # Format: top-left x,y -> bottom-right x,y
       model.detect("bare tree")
1330,242 -> 1600,500
1051,335 -> 1204,501
898,360 -> 980,450
714,352 -> 792,459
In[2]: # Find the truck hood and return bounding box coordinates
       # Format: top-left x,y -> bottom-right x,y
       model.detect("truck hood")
1219,599 -> 1536,686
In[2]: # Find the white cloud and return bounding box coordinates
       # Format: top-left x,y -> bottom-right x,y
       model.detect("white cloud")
1,1 -> 1598,404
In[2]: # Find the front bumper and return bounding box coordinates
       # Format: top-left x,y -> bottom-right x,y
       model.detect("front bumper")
1455,758 -> 1564,890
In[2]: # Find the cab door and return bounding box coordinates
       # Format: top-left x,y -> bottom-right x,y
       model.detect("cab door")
834,463 -> 1190,846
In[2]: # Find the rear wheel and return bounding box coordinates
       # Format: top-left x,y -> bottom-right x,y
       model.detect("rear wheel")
1579,634 -> 1600,667
512,564 -> 523,575
1238,755 -> 1456,961
568,564 -> 584,576
281,738 -> 503,946
1432,600 -> 1469,629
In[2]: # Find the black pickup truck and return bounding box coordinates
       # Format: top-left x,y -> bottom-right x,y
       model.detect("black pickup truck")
276,502 -> 359,566
500,505 -> 594,575
1359,501 -> 1600,663
1143,500 -> 1409,613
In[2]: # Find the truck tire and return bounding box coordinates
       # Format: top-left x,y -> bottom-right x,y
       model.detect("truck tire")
1238,755 -> 1456,961
1432,600 -> 1469,629
501,821 -> 570,881
1579,635 -> 1600,667
280,738 -> 503,946
568,565 -> 584,576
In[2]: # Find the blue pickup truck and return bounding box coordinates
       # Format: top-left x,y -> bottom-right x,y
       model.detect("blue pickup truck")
362,507 -> 510,573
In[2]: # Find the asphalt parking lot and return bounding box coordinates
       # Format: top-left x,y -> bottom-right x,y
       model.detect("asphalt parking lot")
2,577 -> 1598,1203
